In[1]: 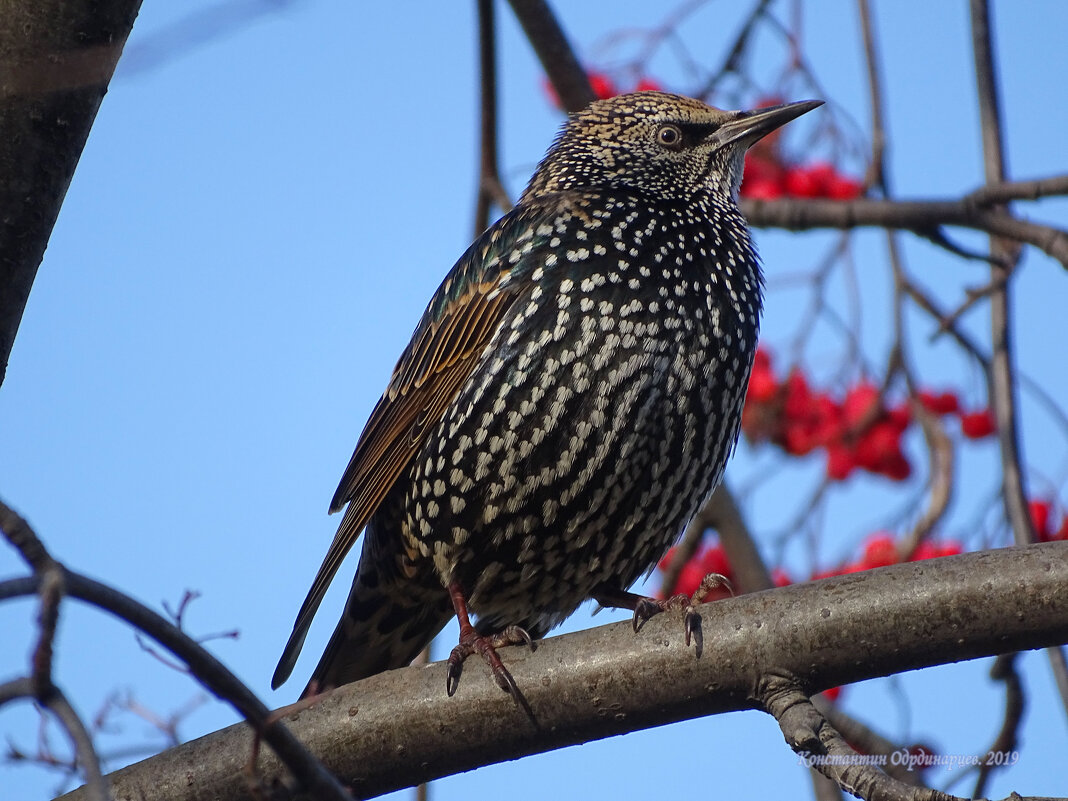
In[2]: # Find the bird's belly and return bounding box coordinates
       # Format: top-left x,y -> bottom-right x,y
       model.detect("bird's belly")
397,288 -> 750,633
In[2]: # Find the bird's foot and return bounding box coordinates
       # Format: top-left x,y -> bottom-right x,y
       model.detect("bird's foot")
446,582 -> 535,707
593,573 -> 733,658
446,625 -> 533,698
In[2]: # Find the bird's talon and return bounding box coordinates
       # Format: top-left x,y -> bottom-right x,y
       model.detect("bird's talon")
446,646 -> 469,696
632,597 -> 662,632
685,607 -> 704,658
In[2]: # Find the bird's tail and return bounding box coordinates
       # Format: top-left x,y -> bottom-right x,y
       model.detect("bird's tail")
303,564 -> 453,697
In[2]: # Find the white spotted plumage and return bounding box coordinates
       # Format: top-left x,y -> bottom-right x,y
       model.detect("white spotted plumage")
272,91 -> 822,696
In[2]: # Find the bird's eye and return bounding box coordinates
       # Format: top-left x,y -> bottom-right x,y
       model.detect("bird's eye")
656,124 -> 684,149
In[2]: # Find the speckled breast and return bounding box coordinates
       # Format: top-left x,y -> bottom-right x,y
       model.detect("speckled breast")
400,193 -> 761,634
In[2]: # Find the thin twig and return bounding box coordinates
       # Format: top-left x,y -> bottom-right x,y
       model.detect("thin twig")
970,0 -> 1068,719
474,0 -> 513,237
972,653 -> 1024,798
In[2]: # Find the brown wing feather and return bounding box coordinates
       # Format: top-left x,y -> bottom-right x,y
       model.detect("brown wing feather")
271,276 -> 519,688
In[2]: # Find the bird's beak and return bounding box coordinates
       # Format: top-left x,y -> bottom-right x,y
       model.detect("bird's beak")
712,100 -> 824,149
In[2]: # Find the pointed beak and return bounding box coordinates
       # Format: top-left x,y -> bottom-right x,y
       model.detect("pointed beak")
712,100 -> 824,149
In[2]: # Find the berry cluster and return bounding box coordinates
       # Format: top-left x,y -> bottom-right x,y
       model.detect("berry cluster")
742,347 -> 998,482
1029,499 -> 1068,542
813,532 -> 963,580
742,152 -> 863,201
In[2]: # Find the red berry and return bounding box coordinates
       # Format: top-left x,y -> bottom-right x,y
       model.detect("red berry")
909,541 -> 939,561
842,382 -> 880,428
1029,499 -> 1052,540
782,423 -> 818,456
937,540 -> 964,557
862,533 -> 898,568
635,77 -> 662,92
657,546 -> 678,572
825,172 -> 864,200
700,544 -> 732,578
826,443 -> 856,481
742,155 -> 785,199
743,154 -> 783,183
879,453 -> 912,481
745,365 -> 778,404
741,177 -> 784,200
782,370 -> 812,417
960,408 -> 997,439
855,421 -> 902,470
810,393 -> 843,444
798,162 -> 836,197
886,403 -> 912,431
783,166 -> 822,198
671,561 -> 705,597
753,346 -> 773,372
771,567 -> 792,587
821,686 -> 843,702
918,390 -> 960,416
588,71 -> 618,99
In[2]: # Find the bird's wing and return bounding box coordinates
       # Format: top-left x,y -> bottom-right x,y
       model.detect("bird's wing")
272,207 -> 547,688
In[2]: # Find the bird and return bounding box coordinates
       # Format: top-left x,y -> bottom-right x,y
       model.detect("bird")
272,91 -> 821,701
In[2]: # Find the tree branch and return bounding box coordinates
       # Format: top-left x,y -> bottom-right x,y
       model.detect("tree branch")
740,196 -> 1068,268
473,0 -> 513,236
0,0 -> 143,389
969,0 -> 1068,718
52,542 -> 1068,801
0,493 -> 352,801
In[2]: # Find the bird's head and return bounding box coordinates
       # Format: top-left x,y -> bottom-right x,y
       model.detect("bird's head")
521,91 -> 822,204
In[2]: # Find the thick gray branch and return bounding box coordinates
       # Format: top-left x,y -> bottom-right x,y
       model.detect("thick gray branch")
59,542 -> 1068,801
0,0 -> 142,388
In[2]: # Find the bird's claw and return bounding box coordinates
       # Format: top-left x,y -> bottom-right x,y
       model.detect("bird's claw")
684,606 -> 703,657
631,572 -> 733,657
631,597 -> 663,633
445,625 -> 534,701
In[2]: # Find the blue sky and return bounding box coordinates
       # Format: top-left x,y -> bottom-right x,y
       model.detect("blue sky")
2,2 -> 1067,799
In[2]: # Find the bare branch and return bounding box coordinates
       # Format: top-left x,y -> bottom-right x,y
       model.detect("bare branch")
741,196 -> 1068,268
972,653 -> 1024,798
762,676 -> 955,800
0,497 -> 351,801
474,0 -> 513,236
967,174 -> 1068,206
970,0 -> 1068,720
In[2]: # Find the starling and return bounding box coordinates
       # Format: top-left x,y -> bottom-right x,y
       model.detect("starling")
273,91 -> 821,699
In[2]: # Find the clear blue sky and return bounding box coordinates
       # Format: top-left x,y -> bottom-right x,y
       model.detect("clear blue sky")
3,2 -> 1066,799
